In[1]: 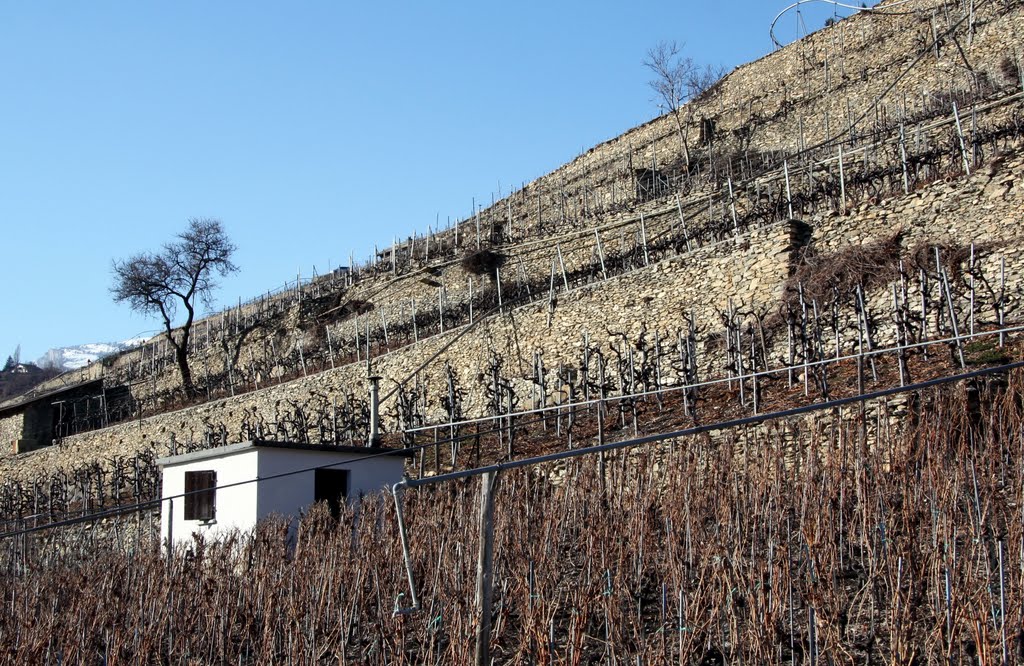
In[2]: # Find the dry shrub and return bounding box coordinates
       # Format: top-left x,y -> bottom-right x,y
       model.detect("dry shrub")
336,299 -> 374,317
909,240 -> 993,281
460,249 -> 506,278
783,230 -> 904,307
1000,56 -> 1021,84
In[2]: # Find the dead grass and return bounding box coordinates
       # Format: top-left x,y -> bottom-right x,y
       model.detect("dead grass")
782,230 -> 904,307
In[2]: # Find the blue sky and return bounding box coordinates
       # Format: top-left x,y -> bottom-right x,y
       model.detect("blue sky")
0,1 -> 866,363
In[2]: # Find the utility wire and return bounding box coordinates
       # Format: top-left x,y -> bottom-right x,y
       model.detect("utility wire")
2,357 -> 1019,541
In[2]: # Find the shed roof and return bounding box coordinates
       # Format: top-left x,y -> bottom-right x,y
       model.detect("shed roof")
157,439 -> 413,467
0,378 -> 104,417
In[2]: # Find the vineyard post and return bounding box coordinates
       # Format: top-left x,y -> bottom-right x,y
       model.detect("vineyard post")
952,103 -> 971,174
166,498 -> 173,560
506,391 -> 515,457
598,382 -> 607,495
939,266 -> 967,368
969,243 -> 976,336
368,376 -> 381,447
556,244 -> 570,291
595,230 -> 608,280
784,160 -> 794,219
727,178 -> 739,233
438,285 -> 445,334
496,267 -> 503,310
838,146 -> 847,214
474,470 -> 499,666
675,194 -> 692,251
999,258 -> 1006,347
380,308 -> 390,351
326,327 -> 336,370
639,213 -> 650,266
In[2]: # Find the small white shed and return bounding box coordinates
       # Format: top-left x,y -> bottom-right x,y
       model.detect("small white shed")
157,440 -> 409,547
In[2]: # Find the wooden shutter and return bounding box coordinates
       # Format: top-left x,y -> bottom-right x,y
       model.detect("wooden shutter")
184,470 -> 217,521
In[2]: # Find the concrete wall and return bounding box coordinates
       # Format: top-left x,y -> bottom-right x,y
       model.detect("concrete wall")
160,449 -> 259,547
159,446 -> 405,547
255,448 -> 404,522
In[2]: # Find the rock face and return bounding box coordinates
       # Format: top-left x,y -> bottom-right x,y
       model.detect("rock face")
2,0 -> 1023,479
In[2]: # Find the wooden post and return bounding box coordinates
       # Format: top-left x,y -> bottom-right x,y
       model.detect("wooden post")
969,243 -> 976,336
475,471 -> 500,666
365,316 -> 371,372
354,320 -> 361,363
899,124 -> 910,194
837,146 -> 846,213
675,194 -> 691,251
727,179 -> 739,233
940,267 -> 967,368
594,230 -> 608,280
556,244 -> 570,291
999,257 -> 1006,347
546,260 -> 556,328
783,160 -> 794,219
474,199 -> 481,249
166,498 -> 173,560
639,213 -> 650,265
952,103 -> 971,174
438,286 -> 444,334
505,256 -> 527,304
380,307 -> 390,350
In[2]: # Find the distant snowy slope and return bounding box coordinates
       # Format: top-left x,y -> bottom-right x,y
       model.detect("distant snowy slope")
38,337 -> 147,371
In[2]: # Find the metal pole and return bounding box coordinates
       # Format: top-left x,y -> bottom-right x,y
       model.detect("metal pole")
368,375 -> 381,447
166,498 -> 173,560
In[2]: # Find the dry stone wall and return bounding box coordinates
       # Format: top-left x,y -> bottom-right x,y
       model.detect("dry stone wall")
13,0 -> 1020,415
0,221 -> 796,481
2,0 -> 1024,482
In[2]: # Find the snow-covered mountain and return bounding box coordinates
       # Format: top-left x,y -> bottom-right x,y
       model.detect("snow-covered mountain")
37,337 -> 148,371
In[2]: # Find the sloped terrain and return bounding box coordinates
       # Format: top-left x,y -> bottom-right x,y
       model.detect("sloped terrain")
3,1 -> 1024,663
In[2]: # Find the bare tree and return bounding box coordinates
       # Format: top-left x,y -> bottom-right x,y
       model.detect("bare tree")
643,41 -> 725,169
111,218 -> 237,400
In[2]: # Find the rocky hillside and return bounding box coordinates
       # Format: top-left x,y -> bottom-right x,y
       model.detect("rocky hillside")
1,0 -> 1023,476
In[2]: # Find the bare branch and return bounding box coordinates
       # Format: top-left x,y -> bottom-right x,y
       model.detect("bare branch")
110,217 -> 238,399
643,41 -> 726,169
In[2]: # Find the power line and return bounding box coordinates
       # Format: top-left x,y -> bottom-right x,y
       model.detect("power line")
396,360 -> 1024,490
3,357 -> 1019,541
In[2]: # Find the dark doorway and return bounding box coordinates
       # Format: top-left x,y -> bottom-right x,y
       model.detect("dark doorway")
314,468 -> 350,519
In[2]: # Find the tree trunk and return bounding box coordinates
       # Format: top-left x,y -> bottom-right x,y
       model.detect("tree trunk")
672,110 -> 691,170
174,342 -> 196,400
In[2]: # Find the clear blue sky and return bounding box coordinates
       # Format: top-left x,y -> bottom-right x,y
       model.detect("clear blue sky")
0,1 -> 865,362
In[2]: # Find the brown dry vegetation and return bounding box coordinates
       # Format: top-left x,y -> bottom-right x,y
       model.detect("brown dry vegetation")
2,369 -> 1024,664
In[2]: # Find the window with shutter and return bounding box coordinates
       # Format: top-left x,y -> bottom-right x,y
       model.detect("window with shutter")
184,470 -> 217,521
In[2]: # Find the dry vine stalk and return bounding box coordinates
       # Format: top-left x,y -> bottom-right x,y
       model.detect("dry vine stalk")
3,368 -> 1024,663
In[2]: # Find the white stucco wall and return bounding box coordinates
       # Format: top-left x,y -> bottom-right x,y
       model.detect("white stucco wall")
160,445 -> 407,548
160,448 -> 259,547
255,448 -> 406,521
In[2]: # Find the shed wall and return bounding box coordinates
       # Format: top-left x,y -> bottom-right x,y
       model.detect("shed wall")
160,449 -> 259,547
